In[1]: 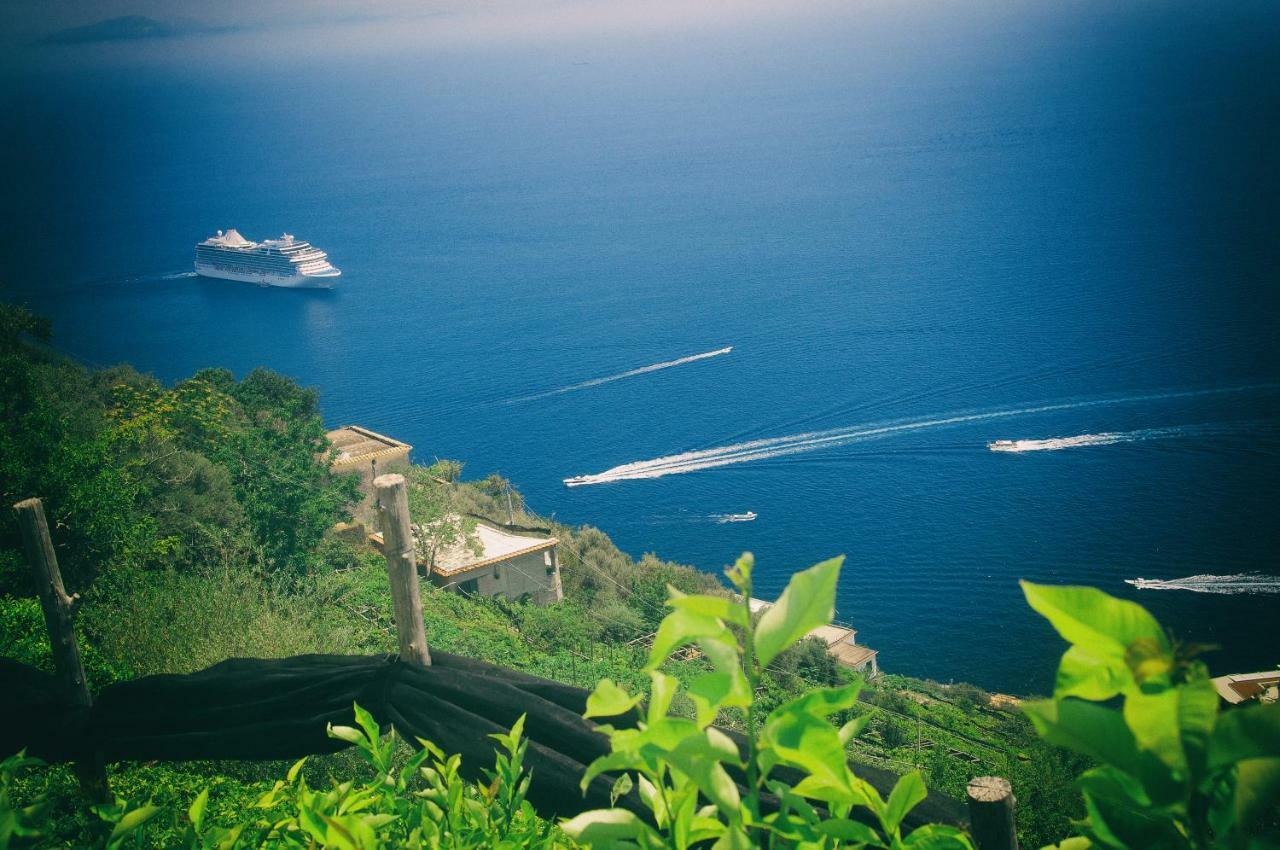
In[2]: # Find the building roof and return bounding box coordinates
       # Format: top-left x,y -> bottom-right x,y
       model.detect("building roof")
432,519 -> 558,577
1212,671 -> 1280,705
327,425 -> 412,468
807,624 -> 858,647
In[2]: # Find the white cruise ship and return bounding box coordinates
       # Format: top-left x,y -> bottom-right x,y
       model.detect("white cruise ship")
194,229 -> 341,288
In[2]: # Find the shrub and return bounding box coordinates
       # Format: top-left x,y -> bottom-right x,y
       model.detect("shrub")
565,553 -> 974,849
1021,581 -> 1280,846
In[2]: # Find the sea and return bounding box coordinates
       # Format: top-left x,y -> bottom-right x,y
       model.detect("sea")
1,0 -> 1277,694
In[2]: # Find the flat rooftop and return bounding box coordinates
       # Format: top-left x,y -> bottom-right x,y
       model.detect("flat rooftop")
433,518 -> 558,578
326,425 -> 411,465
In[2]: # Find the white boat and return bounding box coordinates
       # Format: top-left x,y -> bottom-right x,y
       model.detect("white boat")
717,511 -> 757,523
194,229 -> 341,288
988,439 -> 1019,452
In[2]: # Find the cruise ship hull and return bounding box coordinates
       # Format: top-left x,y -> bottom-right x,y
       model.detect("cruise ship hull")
194,264 -> 341,289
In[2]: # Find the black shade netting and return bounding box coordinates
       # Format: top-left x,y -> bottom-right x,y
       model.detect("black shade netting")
0,652 -> 962,827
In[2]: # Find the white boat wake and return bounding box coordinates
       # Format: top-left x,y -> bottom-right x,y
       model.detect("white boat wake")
563,383 -> 1274,486
505,346 -> 732,404
989,425 -> 1210,453
1125,574 -> 1280,595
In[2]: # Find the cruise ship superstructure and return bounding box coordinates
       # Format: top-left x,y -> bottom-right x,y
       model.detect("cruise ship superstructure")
194,229 -> 341,288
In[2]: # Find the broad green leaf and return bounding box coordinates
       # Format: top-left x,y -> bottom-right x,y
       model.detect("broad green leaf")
109,804 -> 161,841
754,556 -> 843,667
816,817 -> 880,844
724,552 -> 754,594
286,756 -> 308,783
1124,637 -> 1174,687
1022,699 -> 1144,776
768,680 -> 863,724
352,702 -> 381,745
903,823 -> 976,850
668,588 -> 749,627
1123,688 -> 1186,775
327,724 -> 364,745
1236,757 -> 1280,831
562,808 -> 657,844
1175,675 -> 1219,775
1020,583 -> 1167,679
610,772 -> 633,806
647,607 -> 737,670
187,788 -> 209,832
665,732 -> 743,816
648,670 -> 678,724
1077,770 -> 1181,849
764,706 -> 853,800
711,826 -> 753,849
687,640 -> 752,726
839,712 -> 873,745
1056,645 -> 1130,702
882,771 -> 927,834
1210,702 -> 1280,769
586,679 -> 644,719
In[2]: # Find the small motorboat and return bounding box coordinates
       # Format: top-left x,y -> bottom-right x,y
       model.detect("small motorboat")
988,440 -> 1020,452
717,511 -> 758,523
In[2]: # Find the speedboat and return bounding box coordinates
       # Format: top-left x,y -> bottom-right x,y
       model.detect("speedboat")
718,511 -> 757,523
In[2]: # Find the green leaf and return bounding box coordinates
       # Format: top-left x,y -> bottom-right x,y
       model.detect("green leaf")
187,788 -> 209,832
1022,699 -> 1144,776
711,826 -> 753,849
839,712 -> 873,745
817,817 -> 881,843
668,588 -> 749,627
327,724 -> 364,745
585,679 -> 643,719
764,704 -> 854,802
1236,757 -> 1280,831
1055,644 -> 1131,702
754,556 -> 843,668
1210,702 -> 1280,769
1123,688 -> 1186,775
1020,582 -> 1167,693
610,772 -> 633,806
647,607 -> 737,670
882,771 -> 927,834
109,804 -> 161,841
903,823 -> 976,850
648,670 -> 679,724
561,808 -> 656,844
768,680 -> 864,724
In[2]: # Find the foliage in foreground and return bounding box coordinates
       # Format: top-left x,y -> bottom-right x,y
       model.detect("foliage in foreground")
2,706 -> 566,849
565,553 -> 974,850
1020,582 -> 1280,849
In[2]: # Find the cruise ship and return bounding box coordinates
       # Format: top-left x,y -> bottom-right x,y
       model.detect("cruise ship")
194,229 -> 341,288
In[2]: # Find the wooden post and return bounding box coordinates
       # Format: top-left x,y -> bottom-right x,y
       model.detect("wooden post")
13,498 -> 110,802
967,776 -> 1018,850
374,474 -> 431,667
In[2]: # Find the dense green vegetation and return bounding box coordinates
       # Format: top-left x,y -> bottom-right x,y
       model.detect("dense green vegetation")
5,301 -> 1273,848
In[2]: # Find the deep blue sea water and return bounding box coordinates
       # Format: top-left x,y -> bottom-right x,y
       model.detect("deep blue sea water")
2,0 -> 1277,693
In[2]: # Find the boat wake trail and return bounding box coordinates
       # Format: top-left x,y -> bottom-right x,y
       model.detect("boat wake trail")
988,424 -> 1230,453
505,346 -> 732,405
563,383 -> 1275,486
1125,574 -> 1280,595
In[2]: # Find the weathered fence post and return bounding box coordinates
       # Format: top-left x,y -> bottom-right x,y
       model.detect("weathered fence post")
967,775 -> 1018,850
13,497 -> 110,802
374,474 -> 431,667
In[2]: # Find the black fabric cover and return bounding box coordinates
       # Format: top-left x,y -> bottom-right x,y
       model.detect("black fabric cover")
1,653 -> 962,827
